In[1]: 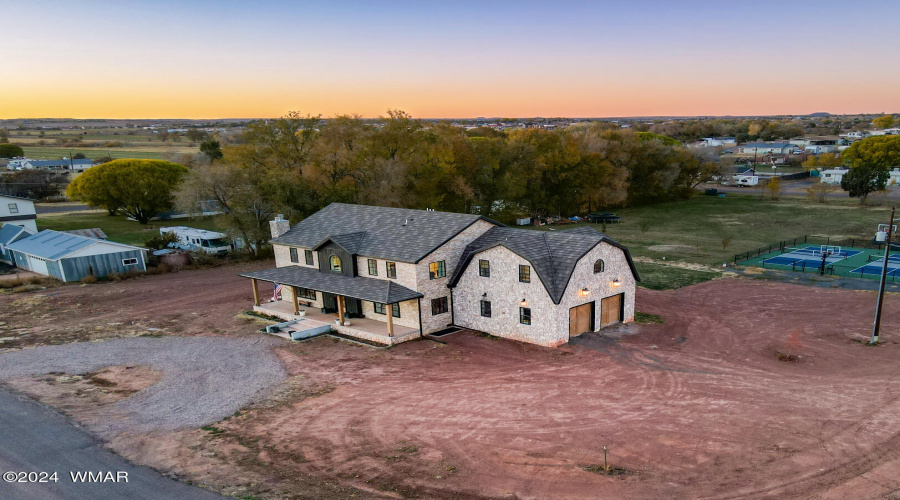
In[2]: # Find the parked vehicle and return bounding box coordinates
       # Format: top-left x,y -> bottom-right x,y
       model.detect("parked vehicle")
159,226 -> 232,254
732,175 -> 759,187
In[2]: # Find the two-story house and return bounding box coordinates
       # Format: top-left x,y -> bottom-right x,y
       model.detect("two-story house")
241,203 -> 638,347
0,194 -> 37,233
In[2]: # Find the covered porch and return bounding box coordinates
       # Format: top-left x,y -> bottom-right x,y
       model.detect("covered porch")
241,266 -> 424,346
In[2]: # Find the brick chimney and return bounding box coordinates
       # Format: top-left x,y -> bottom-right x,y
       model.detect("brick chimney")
270,214 -> 290,239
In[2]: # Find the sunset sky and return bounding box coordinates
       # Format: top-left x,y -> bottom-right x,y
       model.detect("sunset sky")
2,0 -> 898,119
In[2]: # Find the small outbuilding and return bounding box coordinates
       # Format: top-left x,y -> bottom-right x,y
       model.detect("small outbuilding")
6,230 -> 147,282
0,224 -> 34,265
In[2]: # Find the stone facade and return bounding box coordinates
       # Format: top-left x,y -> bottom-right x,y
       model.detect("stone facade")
451,241 -> 636,347
413,219 -> 497,334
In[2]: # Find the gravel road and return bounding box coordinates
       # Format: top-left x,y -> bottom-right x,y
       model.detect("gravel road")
0,336 -> 288,436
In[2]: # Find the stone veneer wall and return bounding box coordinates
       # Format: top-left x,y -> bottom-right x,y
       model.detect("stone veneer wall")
451,245 -> 563,346
273,244 -> 319,269
451,241 -> 636,347
414,219 -> 497,334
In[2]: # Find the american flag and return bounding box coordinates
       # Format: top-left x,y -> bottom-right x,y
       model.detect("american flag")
272,284 -> 283,301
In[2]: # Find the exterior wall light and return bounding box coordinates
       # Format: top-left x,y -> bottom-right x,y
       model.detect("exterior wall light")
611,278 -> 621,287
580,287 -> 590,297
520,297 -> 527,307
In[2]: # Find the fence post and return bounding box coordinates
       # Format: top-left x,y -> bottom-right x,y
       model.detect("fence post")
804,235 -> 808,243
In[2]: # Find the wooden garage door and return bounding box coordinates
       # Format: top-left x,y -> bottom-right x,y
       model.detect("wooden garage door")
569,302 -> 594,337
600,293 -> 624,327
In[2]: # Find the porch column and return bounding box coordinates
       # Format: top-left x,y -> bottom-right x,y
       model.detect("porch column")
251,278 -> 260,306
386,305 -> 394,337
337,295 -> 345,324
291,286 -> 300,315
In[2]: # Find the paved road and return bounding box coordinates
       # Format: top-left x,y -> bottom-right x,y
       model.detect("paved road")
0,388 -> 224,500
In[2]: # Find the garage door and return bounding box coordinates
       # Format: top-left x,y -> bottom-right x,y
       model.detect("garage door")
29,256 -> 49,276
600,294 -> 623,327
569,302 -> 594,337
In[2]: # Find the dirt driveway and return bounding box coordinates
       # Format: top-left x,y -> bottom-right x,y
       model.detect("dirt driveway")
2,266 -> 900,499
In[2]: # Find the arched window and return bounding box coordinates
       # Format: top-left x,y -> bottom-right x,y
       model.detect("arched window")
593,259 -> 605,273
330,255 -> 342,272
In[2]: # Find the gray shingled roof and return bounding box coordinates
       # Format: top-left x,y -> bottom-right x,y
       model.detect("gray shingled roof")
241,266 -> 423,304
448,226 -> 639,304
271,203 -> 499,263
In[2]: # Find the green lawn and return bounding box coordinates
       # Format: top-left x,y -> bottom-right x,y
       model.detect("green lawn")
538,194 -> 887,267
21,146 -> 184,161
531,193 -> 891,289
37,211 -> 222,247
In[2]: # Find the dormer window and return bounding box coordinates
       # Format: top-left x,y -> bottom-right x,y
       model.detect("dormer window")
330,255 -> 343,272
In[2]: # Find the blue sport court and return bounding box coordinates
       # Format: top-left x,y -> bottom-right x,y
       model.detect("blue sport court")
762,245 -> 862,268
851,254 -> 900,277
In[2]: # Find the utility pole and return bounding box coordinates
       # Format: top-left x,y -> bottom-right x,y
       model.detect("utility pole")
871,206 -> 896,345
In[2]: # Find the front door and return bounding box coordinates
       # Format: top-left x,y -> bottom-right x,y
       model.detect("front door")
345,298 -> 362,318
322,292 -> 337,313
600,293 -> 624,327
569,302 -> 595,338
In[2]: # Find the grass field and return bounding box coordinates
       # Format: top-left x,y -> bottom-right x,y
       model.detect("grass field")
36,210 -> 222,246
533,193 -> 892,288
9,127 -> 205,161
20,146 -> 183,161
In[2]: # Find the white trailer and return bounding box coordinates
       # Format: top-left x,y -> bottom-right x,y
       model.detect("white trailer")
733,174 -> 760,187
159,226 -> 232,254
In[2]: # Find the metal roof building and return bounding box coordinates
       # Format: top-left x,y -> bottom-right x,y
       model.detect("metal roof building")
7,230 -> 147,282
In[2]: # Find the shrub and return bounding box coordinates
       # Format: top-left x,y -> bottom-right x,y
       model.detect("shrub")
0,143 -> 24,158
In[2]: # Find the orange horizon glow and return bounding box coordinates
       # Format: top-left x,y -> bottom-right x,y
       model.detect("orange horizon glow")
2,1 -> 898,120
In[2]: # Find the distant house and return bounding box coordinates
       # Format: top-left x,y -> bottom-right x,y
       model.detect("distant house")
740,142 -> 795,155
6,158 -> 93,171
0,194 -> 37,233
0,224 -> 34,265
701,137 -> 736,147
7,230 -> 147,282
820,167 -> 850,185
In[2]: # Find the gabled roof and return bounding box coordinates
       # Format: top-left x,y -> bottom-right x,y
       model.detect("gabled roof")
272,203 -> 501,263
241,266 -> 423,304
0,224 -> 33,246
7,230 -> 141,260
448,226 -> 639,304
313,231 -> 368,254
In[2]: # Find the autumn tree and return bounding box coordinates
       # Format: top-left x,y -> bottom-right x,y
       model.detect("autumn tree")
802,152 -> 842,169
67,159 -> 188,223
839,135 -> 900,203
873,114 -> 895,129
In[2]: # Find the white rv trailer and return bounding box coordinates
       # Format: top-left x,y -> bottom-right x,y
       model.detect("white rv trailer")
159,226 -> 231,254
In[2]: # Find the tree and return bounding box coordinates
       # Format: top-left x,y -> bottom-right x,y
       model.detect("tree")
72,152 -> 87,159
873,115 -> 895,129
0,129 -> 8,142
0,143 -> 24,158
765,177 -> 783,200
186,129 -> 208,144
806,182 -> 838,203
841,164 -> 889,204
802,152 -> 842,169
199,139 -> 224,161
839,135 -> 900,203
0,170 -> 68,199
66,159 -> 188,223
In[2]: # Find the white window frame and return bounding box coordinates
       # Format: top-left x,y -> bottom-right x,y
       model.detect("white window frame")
122,257 -> 139,266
